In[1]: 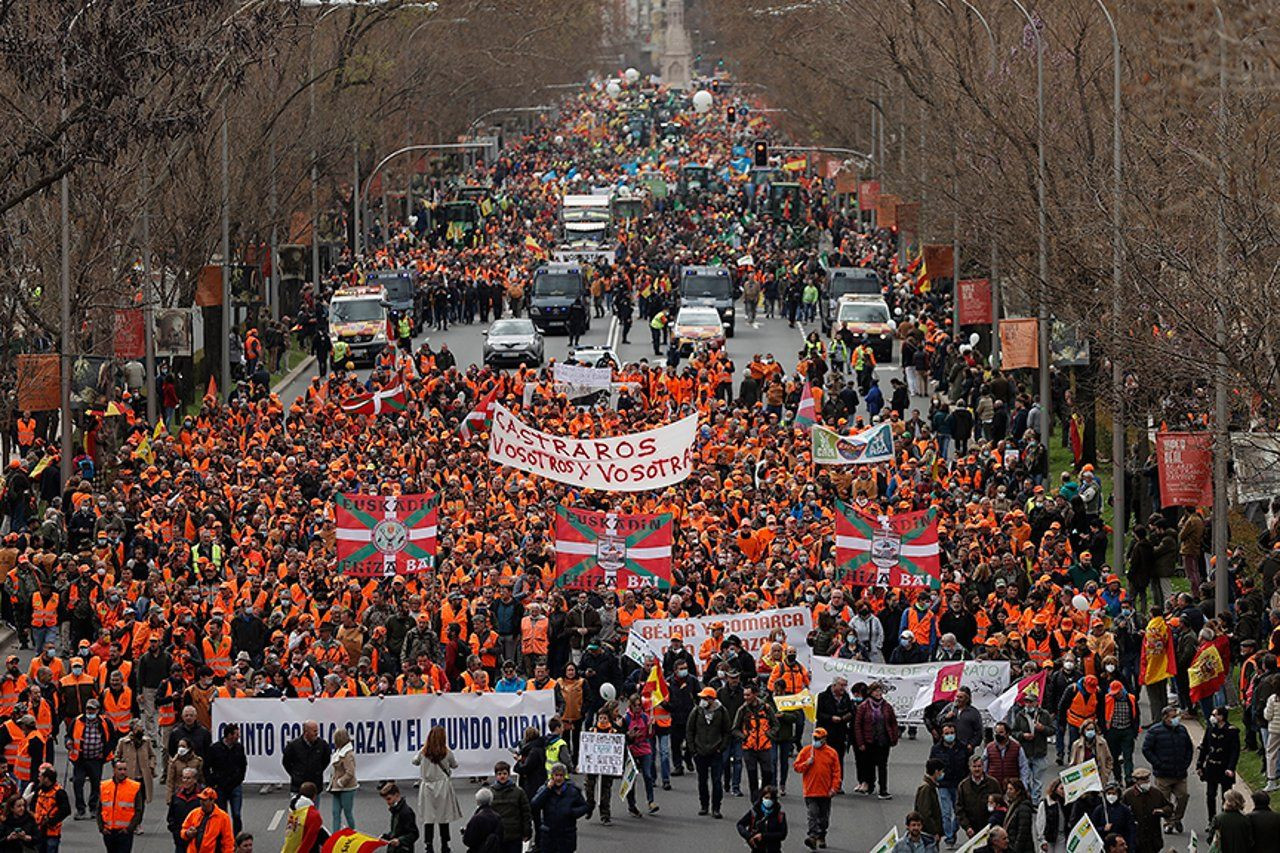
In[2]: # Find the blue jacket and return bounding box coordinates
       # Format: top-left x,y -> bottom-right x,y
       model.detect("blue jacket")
530,780 -> 590,835
1141,721 -> 1194,779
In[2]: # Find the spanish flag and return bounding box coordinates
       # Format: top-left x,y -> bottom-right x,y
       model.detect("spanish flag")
1138,615 -> 1177,685
640,660 -> 668,715
524,234 -> 547,259
29,454 -> 55,479
1188,642 -> 1227,703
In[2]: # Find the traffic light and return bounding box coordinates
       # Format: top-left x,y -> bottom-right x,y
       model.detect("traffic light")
726,106 -> 736,125
753,139 -> 769,167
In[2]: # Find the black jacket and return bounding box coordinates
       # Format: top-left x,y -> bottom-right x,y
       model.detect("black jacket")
462,805 -> 503,853
1141,722 -> 1194,779
736,802 -> 788,853
487,779 -> 532,844
1196,723 -> 1240,780
383,797 -> 419,853
1247,806 -> 1280,853
1003,796 -> 1036,853
530,780 -> 590,835
205,739 -> 248,795
282,735 -> 332,792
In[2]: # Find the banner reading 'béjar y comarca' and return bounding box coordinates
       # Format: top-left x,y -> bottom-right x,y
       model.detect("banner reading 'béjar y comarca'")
487,403 -> 697,491
624,606 -> 814,667
212,692 -> 555,783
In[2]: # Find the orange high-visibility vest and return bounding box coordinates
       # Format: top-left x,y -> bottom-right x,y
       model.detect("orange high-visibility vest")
520,616 -> 549,656
102,687 -> 133,734
1,720 -> 22,768
0,674 -> 27,718
14,730 -> 45,784
31,593 -> 58,628
35,784 -> 64,837
67,716 -> 112,763
99,777 -> 140,831
1067,689 -> 1099,728
202,637 -> 232,678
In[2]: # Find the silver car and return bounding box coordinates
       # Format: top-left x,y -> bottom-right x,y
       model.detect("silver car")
483,318 -> 544,367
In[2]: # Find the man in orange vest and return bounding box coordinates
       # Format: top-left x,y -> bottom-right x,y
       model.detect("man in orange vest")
520,602 -> 549,676
101,670 -> 137,745
69,698 -> 113,820
15,411 -> 36,455
98,758 -> 145,852
30,581 -> 59,654
181,786 -> 236,853
33,764 -> 71,849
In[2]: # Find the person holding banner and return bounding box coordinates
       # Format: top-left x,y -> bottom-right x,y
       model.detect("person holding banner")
1088,782 -> 1135,853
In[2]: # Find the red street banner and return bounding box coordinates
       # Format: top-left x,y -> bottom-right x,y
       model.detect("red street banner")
922,245 -> 955,282
835,503 -> 941,589
16,354 -> 61,412
113,310 -> 145,359
858,180 -> 881,211
1155,431 -> 1214,507
956,279 -> 993,326
999,318 -> 1040,369
554,505 -> 674,590
335,493 -> 438,577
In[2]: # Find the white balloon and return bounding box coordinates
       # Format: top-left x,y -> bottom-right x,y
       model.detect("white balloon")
625,67 -> 640,84
692,89 -> 714,113
554,135 -> 564,145
606,81 -> 621,99
1072,594 -> 1090,612
969,332 -> 980,347
600,683 -> 616,701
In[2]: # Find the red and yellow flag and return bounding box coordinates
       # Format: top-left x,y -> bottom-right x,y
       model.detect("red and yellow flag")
640,660 -> 668,714
1138,615 -> 1176,685
1188,642 -> 1226,703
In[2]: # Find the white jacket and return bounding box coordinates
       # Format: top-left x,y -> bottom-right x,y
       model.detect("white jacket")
1265,693 -> 1280,735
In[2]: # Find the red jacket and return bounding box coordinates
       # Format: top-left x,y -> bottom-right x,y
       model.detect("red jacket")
853,698 -> 900,750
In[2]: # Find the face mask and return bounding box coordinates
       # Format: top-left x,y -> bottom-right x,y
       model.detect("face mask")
1138,782 -> 1152,792
988,804 -> 997,813
86,711 -> 98,720
1105,665 -> 1116,673
804,593 -> 815,602
1168,715 -> 1180,727
761,798 -> 775,810
900,638 -> 911,648
995,733 -> 1008,743
178,746 -> 190,756
1063,662 -> 1075,672
944,733 -> 956,744
676,668 -> 688,677
72,666 -> 83,675
700,699 -> 711,709
1106,794 -> 1119,805
813,738 -> 825,748
1084,729 -> 1096,739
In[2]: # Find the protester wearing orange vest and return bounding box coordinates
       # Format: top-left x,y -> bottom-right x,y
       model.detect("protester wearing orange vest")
30,583 -> 58,654
793,726 -> 843,849
0,655 -> 28,720
11,714 -> 50,789
34,765 -> 71,849
520,603 -> 550,676
1062,674 -> 1101,759
202,628 -> 233,681
16,412 -> 36,453
180,787 -> 236,853
102,670 -> 137,743
98,759 -> 145,852
69,699 -> 113,820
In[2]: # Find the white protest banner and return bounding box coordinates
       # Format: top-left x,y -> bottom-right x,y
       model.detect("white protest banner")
578,732 -> 626,776
1065,814 -> 1104,853
487,403 -> 697,492
869,825 -> 899,853
1060,758 -> 1103,803
624,606 -> 813,666
212,692 -> 555,783
810,657 -> 1011,724
553,362 -> 613,389
955,825 -> 992,853
618,753 -> 638,799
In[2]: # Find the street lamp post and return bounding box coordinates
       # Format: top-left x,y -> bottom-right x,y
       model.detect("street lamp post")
220,107 -> 231,396
1094,0 -> 1125,574
1213,3 -> 1230,614
1009,0 -> 1051,442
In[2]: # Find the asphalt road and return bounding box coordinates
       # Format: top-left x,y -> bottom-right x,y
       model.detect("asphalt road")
279,305 -> 920,422
31,715 -> 1221,853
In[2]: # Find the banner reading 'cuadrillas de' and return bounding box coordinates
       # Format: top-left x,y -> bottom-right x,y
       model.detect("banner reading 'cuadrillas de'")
487,403 -> 697,491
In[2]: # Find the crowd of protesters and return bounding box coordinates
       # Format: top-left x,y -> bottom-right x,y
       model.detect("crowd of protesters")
0,75 -> 1275,853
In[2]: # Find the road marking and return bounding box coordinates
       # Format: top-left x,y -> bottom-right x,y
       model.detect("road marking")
268,808 -> 287,832
607,315 -> 620,350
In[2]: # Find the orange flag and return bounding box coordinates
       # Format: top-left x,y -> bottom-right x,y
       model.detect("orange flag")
205,374 -> 218,402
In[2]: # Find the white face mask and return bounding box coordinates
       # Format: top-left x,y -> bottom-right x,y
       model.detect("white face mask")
1106,794 -> 1118,804
178,746 -> 190,756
